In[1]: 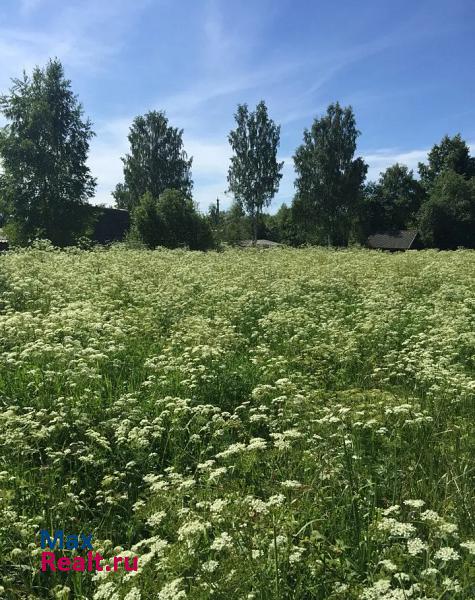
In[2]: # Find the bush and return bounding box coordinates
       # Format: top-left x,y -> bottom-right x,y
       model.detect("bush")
132,189 -> 214,250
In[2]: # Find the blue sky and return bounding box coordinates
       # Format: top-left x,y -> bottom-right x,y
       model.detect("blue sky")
0,0 -> 474,212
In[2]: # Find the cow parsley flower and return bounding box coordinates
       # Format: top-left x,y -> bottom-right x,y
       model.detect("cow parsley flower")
281,480 -> 302,489
420,510 -> 440,523
421,567 -> 439,577
379,559 -> 397,572
124,588 -> 141,600
381,505 -> 400,516
210,532 -> 233,551
407,537 -> 427,556
403,499 -> 425,509
434,547 -> 460,562
442,577 -> 461,592
377,518 -> 416,538
202,559 -> 219,573
146,511 -> 166,527
460,539 -> 475,554
158,579 -> 186,600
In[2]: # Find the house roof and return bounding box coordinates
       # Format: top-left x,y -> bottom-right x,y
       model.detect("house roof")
367,230 -> 419,250
239,239 -> 281,248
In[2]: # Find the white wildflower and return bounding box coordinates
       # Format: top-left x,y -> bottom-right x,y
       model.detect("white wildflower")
124,588 -> 141,600
210,498 -> 228,514
407,537 -> 427,556
377,518 -> 416,538
381,505 -> 400,516
403,499 -> 425,509
177,519 -> 208,541
379,559 -> 397,572
266,493 -> 285,507
442,577 -> 461,592
281,480 -> 302,489
158,578 -> 186,600
434,546 -> 460,562
246,437 -> 267,451
215,443 -> 246,458
289,546 -> 304,564
210,532 -> 233,551
436,521 -> 458,535
208,467 -> 227,482
460,539 -> 475,554
202,559 -> 219,573
420,510 -> 440,523
146,511 -> 166,527
421,567 -> 439,577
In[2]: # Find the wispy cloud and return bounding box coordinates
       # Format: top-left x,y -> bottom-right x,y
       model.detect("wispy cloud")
362,148 -> 429,181
87,117 -> 130,206
363,140 -> 475,182
0,0 -> 150,89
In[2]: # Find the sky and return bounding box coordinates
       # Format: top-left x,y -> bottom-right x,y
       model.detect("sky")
0,0 -> 474,212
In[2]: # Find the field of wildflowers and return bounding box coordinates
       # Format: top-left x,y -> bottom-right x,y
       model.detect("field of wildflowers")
0,243 -> 474,599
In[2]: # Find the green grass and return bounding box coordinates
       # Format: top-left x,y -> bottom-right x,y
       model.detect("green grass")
0,244 -> 474,599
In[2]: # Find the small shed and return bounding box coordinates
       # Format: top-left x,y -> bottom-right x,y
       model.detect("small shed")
366,230 -> 422,251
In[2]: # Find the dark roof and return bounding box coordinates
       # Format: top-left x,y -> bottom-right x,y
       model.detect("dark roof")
366,230 -> 419,250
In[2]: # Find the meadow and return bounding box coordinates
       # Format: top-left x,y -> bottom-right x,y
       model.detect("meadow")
0,243 -> 474,599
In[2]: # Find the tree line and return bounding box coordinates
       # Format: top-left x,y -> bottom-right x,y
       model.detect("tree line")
0,59 -> 474,250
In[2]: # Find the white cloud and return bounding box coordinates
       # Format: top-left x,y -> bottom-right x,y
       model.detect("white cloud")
0,0 -> 151,91
87,118 -> 130,206
362,148 -> 429,181
185,138 -> 230,177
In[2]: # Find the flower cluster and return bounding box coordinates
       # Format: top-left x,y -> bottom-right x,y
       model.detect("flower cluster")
0,245 -> 473,598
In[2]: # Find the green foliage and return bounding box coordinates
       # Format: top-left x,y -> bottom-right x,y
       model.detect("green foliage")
263,204 -> 302,245
418,170 -> 475,248
292,103 -> 367,246
418,134 -> 475,189
132,189 -> 214,250
0,59 -> 96,246
113,111 -> 193,212
219,201 -> 252,244
131,191 -> 163,248
227,101 -> 283,242
360,164 -> 425,236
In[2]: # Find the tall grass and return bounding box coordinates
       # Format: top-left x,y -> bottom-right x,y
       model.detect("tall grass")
0,244 -> 473,599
